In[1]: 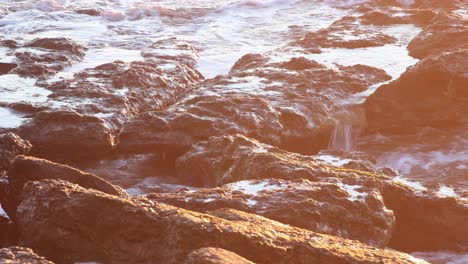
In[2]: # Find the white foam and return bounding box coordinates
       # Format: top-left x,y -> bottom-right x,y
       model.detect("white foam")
315,154 -> 352,167
411,251 -> 468,264
226,180 -> 280,196
0,107 -> 26,128
0,74 -> 51,103
0,205 -> 7,218
338,182 -> 368,202
436,185 -> 457,197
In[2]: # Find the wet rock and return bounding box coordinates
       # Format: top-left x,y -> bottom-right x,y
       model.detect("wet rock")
42,45 -> 203,129
11,38 -> 87,78
0,62 -> 17,75
407,12 -> 468,59
17,110 -> 114,163
365,48 -> 468,134
297,16 -> 397,51
185,248 -> 254,264
117,55 -> 390,158
0,247 -> 54,264
358,9 -> 436,26
75,8 -> 101,16
0,133 -> 31,172
148,177 -> 395,247
175,134 -> 387,187
0,213 -> 16,248
383,184 -> 468,252
4,155 -> 126,220
16,179 -> 426,264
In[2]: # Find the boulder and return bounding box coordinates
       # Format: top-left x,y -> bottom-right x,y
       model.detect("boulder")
365,48 -> 468,134
383,184 -> 468,252
0,247 -> 54,264
17,110 -> 114,163
0,133 -> 31,172
16,179 -> 427,264
407,12 -> 468,59
4,155 -> 126,220
148,178 -> 395,247
0,62 -> 17,75
185,248 -> 254,264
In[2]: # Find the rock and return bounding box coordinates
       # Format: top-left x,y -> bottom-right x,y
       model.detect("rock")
17,110 -> 114,163
0,247 -> 54,264
16,179 -> 426,264
0,213 -> 16,248
11,37 -> 87,78
0,62 -> 17,75
117,55 -> 390,159
383,183 -> 468,252
407,12 -> 468,59
365,48 -> 468,134
296,16 -> 397,51
175,134 -> 387,187
0,133 -> 31,172
4,155 -> 126,220
41,39 -> 203,129
148,177 -> 395,247
185,248 -> 254,264
358,9 -> 436,26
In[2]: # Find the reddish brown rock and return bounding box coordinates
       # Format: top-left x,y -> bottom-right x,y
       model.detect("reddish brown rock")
0,133 -> 31,172
3,155 -> 126,221
365,48 -> 468,134
407,12 -> 468,59
17,110 -> 114,163
117,55 -> 390,158
297,16 -> 397,51
383,184 -> 468,252
148,177 -> 395,247
185,248 -> 254,264
0,247 -> 54,264
16,179 -> 427,264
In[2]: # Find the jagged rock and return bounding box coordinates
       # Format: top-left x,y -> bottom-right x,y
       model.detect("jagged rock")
408,12 -> 468,59
148,177 -> 395,247
3,155 -> 126,220
0,247 -> 54,264
185,248 -> 254,264
16,179 -> 427,264
17,110 -> 114,162
0,133 -> 31,172
365,48 -> 468,134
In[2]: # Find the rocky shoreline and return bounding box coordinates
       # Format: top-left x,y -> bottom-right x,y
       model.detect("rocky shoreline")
0,0 -> 467,263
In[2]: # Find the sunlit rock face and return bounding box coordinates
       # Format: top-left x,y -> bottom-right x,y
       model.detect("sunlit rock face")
0,247 -> 53,264
0,132 -> 31,172
185,247 -> 254,264
15,179 -> 426,264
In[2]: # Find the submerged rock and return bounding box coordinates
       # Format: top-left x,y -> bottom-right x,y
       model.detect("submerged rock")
185,248 -> 254,264
16,179 -> 426,264
0,247 -> 54,264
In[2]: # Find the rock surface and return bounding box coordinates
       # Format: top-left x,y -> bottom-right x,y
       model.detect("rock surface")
17,110 -> 114,163
0,133 -> 31,172
16,179 -> 427,264
365,48 -> 468,134
185,248 -> 254,264
3,155 -> 126,220
0,247 -> 54,264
